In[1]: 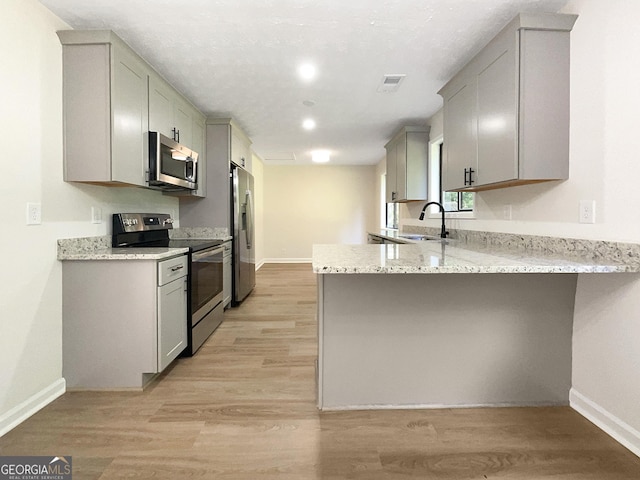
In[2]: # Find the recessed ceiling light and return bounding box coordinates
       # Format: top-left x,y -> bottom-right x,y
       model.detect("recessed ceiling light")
311,150 -> 330,163
298,63 -> 317,81
302,118 -> 316,130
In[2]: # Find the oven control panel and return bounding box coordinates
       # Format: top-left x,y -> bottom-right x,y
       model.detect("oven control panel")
113,213 -> 174,234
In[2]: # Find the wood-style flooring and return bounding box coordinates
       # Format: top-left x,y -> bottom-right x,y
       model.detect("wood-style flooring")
1,263 -> 639,479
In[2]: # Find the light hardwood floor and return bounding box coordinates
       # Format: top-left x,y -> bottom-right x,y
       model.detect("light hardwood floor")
1,263 -> 639,479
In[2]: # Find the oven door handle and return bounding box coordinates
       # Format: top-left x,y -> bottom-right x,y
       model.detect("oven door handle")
192,246 -> 224,261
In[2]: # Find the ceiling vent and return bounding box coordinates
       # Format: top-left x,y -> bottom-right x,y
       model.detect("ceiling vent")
377,74 -> 406,93
263,152 -> 297,163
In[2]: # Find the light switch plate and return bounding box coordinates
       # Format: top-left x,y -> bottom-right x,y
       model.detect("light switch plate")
91,206 -> 102,224
503,204 -> 512,221
26,202 -> 42,225
579,200 -> 596,224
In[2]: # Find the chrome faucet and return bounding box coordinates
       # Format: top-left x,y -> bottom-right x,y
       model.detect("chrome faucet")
419,201 -> 449,239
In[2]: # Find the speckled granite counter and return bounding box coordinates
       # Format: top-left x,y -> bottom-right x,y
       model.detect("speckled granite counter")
57,227 -> 230,261
57,235 -> 189,261
313,242 -> 638,274
170,227 -> 231,242
319,229 -> 640,274
316,232 -> 640,410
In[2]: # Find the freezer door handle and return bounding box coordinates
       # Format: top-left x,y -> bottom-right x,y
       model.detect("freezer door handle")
244,190 -> 253,250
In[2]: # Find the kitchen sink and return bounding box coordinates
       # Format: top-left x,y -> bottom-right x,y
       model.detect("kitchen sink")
397,234 -> 442,241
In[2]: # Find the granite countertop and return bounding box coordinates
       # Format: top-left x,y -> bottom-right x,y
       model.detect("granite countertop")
313,241 -> 640,274
57,227 -> 230,261
59,246 -> 190,261
57,235 -> 190,260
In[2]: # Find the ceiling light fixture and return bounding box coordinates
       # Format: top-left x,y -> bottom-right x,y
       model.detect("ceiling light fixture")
298,63 -> 317,81
311,150 -> 330,163
302,118 -> 316,130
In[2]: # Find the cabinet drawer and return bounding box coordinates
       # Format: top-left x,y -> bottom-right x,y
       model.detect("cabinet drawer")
158,255 -> 188,286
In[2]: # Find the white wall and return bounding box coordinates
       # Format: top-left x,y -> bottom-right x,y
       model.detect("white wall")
374,157 -> 387,229
401,0 -> 640,455
263,165 -> 377,261
405,1 -> 640,244
252,152 -> 265,267
0,0 -> 179,435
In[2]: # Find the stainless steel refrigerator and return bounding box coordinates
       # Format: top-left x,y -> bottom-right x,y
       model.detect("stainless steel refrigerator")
230,163 -> 256,304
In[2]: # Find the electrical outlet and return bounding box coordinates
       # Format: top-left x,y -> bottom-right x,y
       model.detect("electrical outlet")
503,204 -> 512,221
26,202 -> 42,225
91,206 -> 102,224
579,200 -> 596,224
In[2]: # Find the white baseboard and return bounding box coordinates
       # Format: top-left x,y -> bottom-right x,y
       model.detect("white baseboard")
570,388 -> 640,458
261,258 -> 312,264
0,378 -> 66,437
320,401 -> 566,411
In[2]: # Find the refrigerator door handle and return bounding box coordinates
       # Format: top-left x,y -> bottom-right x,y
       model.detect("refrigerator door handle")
245,190 -> 253,250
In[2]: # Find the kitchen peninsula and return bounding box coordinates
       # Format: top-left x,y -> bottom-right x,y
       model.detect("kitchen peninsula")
313,238 -> 639,410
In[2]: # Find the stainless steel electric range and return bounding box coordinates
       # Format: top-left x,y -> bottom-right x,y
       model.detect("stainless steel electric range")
112,213 -> 224,355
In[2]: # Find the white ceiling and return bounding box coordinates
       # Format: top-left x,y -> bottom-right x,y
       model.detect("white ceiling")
39,0 -> 568,165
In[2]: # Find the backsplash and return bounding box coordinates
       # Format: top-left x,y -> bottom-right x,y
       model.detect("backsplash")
57,227 -> 230,260
57,235 -> 111,256
170,227 -> 229,239
402,225 -> 640,264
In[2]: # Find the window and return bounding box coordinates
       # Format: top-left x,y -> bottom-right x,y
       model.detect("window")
428,139 -> 475,216
386,202 -> 399,230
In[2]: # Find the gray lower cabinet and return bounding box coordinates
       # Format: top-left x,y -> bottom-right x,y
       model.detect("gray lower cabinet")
62,255 -> 188,389
223,240 -> 232,308
439,13 -> 578,192
58,30 -> 149,187
157,256 -> 188,371
385,127 -> 429,203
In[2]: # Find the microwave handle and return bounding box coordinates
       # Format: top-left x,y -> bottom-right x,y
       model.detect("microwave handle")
185,158 -> 196,182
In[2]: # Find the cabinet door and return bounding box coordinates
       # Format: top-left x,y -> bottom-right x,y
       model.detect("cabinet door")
442,82 -> 477,191
395,137 -> 408,201
231,128 -> 251,169
476,35 -> 518,186
191,115 -> 206,197
157,277 -> 187,371
149,74 -> 176,139
111,44 -> 149,186
173,99 -> 192,146
404,131 -> 429,201
223,252 -> 232,307
385,140 -> 398,203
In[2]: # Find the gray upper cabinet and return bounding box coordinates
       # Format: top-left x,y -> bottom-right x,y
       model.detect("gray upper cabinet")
385,126 -> 430,203
149,71 -> 207,198
189,115 -> 207,198
149,71 -> 203,148
58,30 -> 149,187
439,13 -> 578,192
58,30 -> 206,194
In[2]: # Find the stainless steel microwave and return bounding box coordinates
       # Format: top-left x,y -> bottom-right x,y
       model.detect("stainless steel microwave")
148,132 -> 198,191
